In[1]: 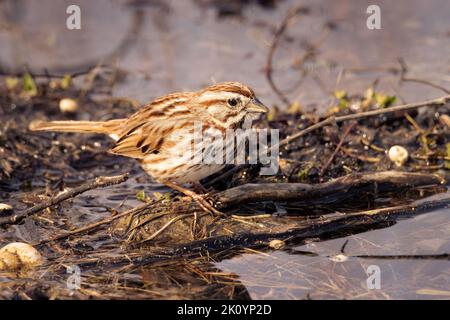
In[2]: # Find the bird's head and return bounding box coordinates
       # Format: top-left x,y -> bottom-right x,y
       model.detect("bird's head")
193,82 -> 268,128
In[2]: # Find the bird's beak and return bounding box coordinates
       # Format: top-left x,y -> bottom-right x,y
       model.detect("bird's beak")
247,97 -> 269,113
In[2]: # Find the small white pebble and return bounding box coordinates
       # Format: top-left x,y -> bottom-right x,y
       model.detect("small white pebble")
439,114 -> 450,128
388,145 -> 409,167
329,254 -> 348,262
0,203 -> 13,213
59,98 -> 78,113
350,103 -> 360,112
268,239 -> 285,250
0,242 -> 44,271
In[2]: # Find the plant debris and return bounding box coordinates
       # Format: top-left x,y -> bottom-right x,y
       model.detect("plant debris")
0,62 -> 449,299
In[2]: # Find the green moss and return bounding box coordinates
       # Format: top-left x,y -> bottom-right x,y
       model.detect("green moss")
22,73 -> 38,96
61,74 -> 72,89
374,93 -> 396,108
136,190 -> 146,202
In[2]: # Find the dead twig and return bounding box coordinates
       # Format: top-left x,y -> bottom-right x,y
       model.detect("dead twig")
265,5 -> 309,106
74,196 -> 450,268
281,24 -> 332,95
0,174 -> 129,227
350,253 -> 450,260
335,95 -> 449,122
320,122 -> 356,176
277,116 -> 336,148
398,58 -> 450,94
138,213 -> 194,244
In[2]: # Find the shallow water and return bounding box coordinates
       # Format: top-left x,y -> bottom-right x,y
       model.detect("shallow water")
218,192 -> 450,299
0,0 -> 449,299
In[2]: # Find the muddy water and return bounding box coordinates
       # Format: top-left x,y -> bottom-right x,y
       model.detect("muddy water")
219,192 -> 450,299
1,0 -> 449,299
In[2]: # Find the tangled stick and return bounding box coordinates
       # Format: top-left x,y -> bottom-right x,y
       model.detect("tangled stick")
37,201 -> 155,245
68,195 -> 450,269
319,122 -> 356,177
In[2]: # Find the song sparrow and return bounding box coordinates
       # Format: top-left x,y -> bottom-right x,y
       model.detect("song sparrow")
29,82 -> 268,214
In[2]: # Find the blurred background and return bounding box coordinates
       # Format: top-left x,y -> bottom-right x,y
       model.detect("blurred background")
1,0 -> 449,108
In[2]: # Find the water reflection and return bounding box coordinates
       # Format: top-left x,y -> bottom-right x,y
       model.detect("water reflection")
218,201 -> 450,299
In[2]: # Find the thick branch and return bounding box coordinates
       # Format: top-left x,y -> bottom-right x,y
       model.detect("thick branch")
214,171 -> 444,208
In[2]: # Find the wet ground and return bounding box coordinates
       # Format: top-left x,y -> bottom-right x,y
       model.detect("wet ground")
0,0 -> 449,299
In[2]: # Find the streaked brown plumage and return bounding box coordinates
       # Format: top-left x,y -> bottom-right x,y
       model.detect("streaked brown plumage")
29,82 -> 268,214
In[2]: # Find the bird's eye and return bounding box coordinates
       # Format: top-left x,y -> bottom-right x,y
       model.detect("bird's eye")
227,98 -> 238,107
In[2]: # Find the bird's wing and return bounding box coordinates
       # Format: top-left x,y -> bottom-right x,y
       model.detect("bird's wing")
109,101 -> 195,159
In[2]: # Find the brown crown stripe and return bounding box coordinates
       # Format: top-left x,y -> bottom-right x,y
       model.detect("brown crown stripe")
139,82 -> 253,108
203,83 -> 254,98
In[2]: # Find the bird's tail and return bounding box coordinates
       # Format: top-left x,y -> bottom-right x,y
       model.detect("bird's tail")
29,119 -> 124,136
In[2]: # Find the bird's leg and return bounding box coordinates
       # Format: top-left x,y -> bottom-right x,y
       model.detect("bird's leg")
163,181 -> 224,216
191,181 -> 208,194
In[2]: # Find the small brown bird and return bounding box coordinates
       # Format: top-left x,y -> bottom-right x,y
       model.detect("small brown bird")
30,82 -> 268,214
